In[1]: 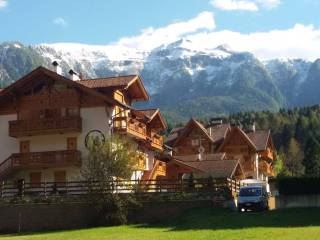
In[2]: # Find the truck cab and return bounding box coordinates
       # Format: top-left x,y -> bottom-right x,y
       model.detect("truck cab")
237,185 -> 269,212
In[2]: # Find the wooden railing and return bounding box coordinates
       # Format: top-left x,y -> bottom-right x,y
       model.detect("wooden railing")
260,148 -> 274,160
150,131 -> 163,150
0,150 -> 81,180
113,117 -> 147,140
227,178 -> 248,195
9,116 -> 82,137
0,178 -> 236,198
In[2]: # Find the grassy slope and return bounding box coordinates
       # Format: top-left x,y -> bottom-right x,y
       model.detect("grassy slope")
2,208 -> 320,240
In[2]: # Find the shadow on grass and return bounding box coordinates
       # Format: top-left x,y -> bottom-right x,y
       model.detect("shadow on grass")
136,207 -> 320,231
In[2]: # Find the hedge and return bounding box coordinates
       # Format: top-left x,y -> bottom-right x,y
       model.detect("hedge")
276,177 -> 320,195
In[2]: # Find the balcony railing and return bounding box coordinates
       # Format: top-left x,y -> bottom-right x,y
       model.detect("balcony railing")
260,148 -> 274,161
9,116 -> 82,137
0,150 -> 81,180
113,116 -> 147,140
150,131 -> 164,151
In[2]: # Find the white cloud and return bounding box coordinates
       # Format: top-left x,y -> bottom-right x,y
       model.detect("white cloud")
46,11 -> 320,61
210,0 -> 281,11
182,24 -> 320,60
257,0 -> 281,9
53,17 -> 68,27
116,11 -> 215,50
0,0 -> 7,9
113,12 -> 320,60
210,0 -> 258,11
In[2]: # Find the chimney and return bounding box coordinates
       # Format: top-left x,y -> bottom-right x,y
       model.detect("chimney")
69,69 -> 80,81
251,122 -> 256,132
208,118 -> 223,127
52,61 -> 62,75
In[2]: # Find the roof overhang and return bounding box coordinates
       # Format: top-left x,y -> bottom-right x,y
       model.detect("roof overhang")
173,118 -> 214,147
0,67 -> 130,110
125,75 -> 149,102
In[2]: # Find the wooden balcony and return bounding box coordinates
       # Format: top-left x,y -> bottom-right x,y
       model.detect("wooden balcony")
113,116 -> 147,140
9,116 -> 82,137
0,150 -> 81,180
260,148 -> 274,161
259,160 -> 274,176
149,131 -> 164,151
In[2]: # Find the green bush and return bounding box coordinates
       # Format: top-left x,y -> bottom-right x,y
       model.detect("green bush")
276,177 -> 320,195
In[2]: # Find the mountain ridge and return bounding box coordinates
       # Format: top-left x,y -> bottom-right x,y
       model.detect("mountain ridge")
0,40 -> 319,123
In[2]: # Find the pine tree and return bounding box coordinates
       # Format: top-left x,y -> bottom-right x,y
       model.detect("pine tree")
304,134 -> 320,176
285,138 -> 305,176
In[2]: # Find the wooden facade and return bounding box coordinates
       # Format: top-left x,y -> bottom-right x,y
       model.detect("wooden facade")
9,116 -> 82,137
173,119 -> 214,155
0,66 -> 167,183
166,119 -> 276,181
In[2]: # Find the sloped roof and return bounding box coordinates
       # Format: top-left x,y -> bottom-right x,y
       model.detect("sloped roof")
78,75 -> 149,101
173,118 -> 214,147
218,126 -> 257,152
132,108 -> 167,130
165,127 -> 184,146
247,130 -> 271,151
182,159 -> 241,178
174,153 -> 226,162
139,109 -> 157,118
168,158 -> 203,173
208,123 -> 231,144
78,75 -> 137,88
0,67 -> 130,109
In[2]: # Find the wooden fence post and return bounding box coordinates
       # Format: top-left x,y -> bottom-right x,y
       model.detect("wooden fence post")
22,180 -> 25,198
65,181 -> 68,195
1,181 -> 4,198
43,181 -> 46,197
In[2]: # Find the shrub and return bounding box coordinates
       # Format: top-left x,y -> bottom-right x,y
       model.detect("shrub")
276,177 -> 320,195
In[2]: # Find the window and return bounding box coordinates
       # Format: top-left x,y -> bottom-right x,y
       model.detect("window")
30,172 -> 41,187
66,107 -> 79,117
67,137 -> 77,150
20,141 -> 30,153
40,109 -> 60,119
54,171 -> 66,187
191,139 -> 199,146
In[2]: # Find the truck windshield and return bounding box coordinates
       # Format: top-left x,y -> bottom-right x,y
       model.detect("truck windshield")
239,188 -> 262,197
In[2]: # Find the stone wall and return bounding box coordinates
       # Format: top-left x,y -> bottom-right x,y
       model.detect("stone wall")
275,194 -> 320,208
0,200 -> 212,233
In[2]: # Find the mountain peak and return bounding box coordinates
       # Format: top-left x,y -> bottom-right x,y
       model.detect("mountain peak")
215,44 -> 233,53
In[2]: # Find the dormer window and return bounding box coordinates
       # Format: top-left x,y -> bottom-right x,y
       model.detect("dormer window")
191,139 -> 199,146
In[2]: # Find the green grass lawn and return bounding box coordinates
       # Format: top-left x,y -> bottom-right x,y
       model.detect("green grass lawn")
2,207 -> 320,240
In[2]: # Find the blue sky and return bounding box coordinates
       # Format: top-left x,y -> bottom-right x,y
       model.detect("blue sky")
0,0 -> 319,44
1,0 -> 320,60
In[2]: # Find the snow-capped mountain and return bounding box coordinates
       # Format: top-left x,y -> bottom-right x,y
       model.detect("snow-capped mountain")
0,40 -> 318,121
